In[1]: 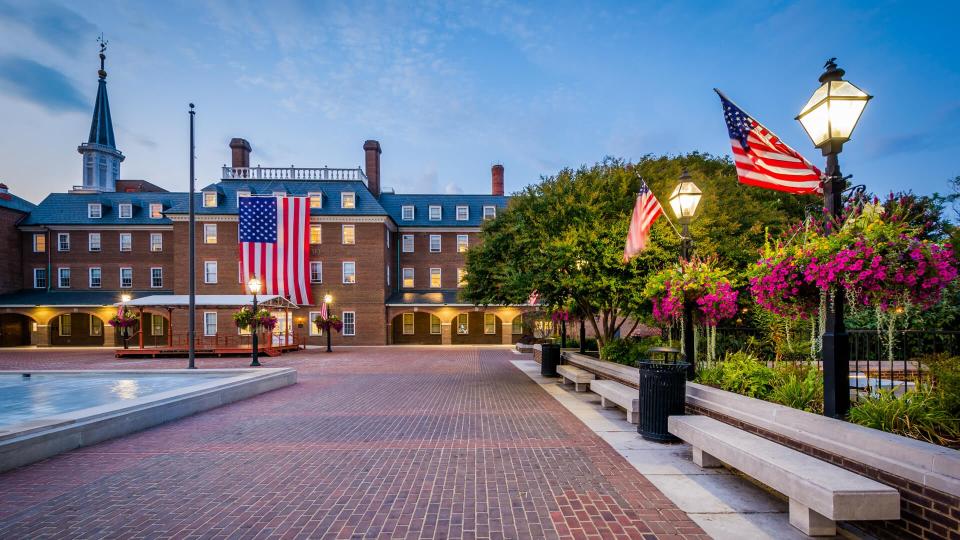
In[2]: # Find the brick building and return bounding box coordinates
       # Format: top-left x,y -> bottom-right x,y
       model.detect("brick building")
0,49 -> 531,348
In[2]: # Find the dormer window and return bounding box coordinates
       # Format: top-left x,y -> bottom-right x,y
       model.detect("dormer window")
118,203 -> 133,219
149,203 -> 163,219
203,192 -> 217,208
401,205 -> 414,220
456,206 -> 469,221
88,203 -> 102,219
483,206 -> 497,220
341,192 -> 356,209
236,191 -> 250,205
429,205 -> 442,221
308,192 -> 322,208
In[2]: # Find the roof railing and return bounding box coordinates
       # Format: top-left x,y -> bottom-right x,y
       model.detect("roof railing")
222,166 -> 368,181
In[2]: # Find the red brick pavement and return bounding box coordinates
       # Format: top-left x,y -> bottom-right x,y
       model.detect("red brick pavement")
0,348 -> 707,540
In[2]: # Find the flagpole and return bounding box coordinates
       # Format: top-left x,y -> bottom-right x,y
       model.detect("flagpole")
188,104 -> 196,369
638,175 -> 684,240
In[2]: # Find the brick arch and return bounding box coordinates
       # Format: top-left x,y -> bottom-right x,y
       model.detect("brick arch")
391,312 -> 442,345
48,310 -> 108,347
451,311 -> 502,345
0,312 -> 35,347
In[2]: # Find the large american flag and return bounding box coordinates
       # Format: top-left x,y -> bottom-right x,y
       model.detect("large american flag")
238,196 -> 313,305
623,181 -> 663,262
717,90 -> 822,195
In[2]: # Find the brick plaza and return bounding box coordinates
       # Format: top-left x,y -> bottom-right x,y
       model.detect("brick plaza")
0,348 -> 705,539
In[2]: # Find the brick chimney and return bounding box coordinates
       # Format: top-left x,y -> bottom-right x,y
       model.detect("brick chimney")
229,138 -> 252,169
491,164 -> 504,196
363,140 -> 381,197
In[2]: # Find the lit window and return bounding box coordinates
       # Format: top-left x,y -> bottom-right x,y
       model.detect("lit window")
456,206 -> 469,220
90,315 -> 103,337
484,313 -> 497,334
512,315 -> 524,334
149,203 -> 163,219
204,224 -> 217,244
203,191 -> 218,208
310,225 -> 322,244
429,234 -> 441,253
204,312 -> 217,336
118,203 -> 132,219
58,267 -> 71,288
342,224 -> 355,245
120,233 -> 132,252
342,261 -> 356,284
308,311 -> 323,336
457,235 -> 468,253
342,311 -> 355,336
151,267 -> 163,288
429,205 -> 441,220
151,314 -> 164,336
204,261 -> 218,284
402,313 -> 415,335
429,268 -> 441,288
341,192 -> 356,209
120,267 -> 133,288
88,203 -> 102,219
33,268 -> 47,289
308,192 -> 322,208
89,233 -> 101,252
402,268 -> 414,288
401,205 -> 414,220
150,233 -> 162,252
58,314 -> 72,337
58,233 -> 70,252
483,206 -> 496,220
402,234 -> 414,253
457,268 -> 466,288
33,234 -> 46,253
457,313 -> 469,334
310,261 -> 323,283
430,314 -> 441,335
89,267 -> 101,288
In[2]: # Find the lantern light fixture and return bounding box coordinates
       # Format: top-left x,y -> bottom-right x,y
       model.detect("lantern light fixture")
796,58 -> 872,155
668,169 -> 703,225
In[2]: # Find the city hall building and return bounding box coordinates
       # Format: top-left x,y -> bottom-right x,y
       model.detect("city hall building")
0,54 -> 531,348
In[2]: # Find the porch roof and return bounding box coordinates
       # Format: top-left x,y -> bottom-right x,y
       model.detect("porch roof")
118,294 -> 298,309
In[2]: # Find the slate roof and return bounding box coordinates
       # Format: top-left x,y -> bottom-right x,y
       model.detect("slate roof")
379,193 -> 509,227
0,191 -> 35,214
164,180 -> 388,216
19,192 -> 187,226
0,290 -> 171,307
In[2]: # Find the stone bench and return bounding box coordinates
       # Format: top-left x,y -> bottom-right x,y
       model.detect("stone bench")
556,365 -> 594,392
590,379 -> 640,424
668,415 -> 900,536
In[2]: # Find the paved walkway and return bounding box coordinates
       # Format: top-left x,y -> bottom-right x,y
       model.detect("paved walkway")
0,348 -> 706,539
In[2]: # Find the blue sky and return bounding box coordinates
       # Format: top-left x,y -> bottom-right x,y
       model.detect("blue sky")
0,1 -> 958,204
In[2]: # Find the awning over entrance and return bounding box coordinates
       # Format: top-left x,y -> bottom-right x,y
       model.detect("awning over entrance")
117,294 -> 299,310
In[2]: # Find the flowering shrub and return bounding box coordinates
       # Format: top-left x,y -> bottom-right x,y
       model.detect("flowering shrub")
313,314 -> 343,333
550,309 -> 571,323
234,308 -> 279,332
109,309 -> 139,328
644,257 -> 739,327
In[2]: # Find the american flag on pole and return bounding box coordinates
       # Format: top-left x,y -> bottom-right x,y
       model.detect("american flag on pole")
319,300 -> 328,320
238,196 -> 313,305
716,89 -> 823,195
623,181 -> 664,262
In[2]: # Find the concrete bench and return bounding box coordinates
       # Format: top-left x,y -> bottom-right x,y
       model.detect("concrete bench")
556,365 -> 594,392
669,415 -> 899,536
590,379 -> 639,424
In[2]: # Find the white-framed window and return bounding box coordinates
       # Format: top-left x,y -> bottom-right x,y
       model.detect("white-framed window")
204,261 -> 218,284
512,315 -> 523,334
484,313 -> 497,334
149,203 -> 163,219
429,234 -> 441,253
57,232 -> 70,252
203,224 -> 217,244
308,192 -> 322,208
428,205 -> 441,221
401,205 -> 414,220
150,233 -> 162,252
310,261 -> 323,283
457,234 -> 468,253
151,267 -> 163,288
342,261 -> 356,284
58,314 -> 72,337
401,234 -> 414,253
203,191 -> 218,208
151,314 -> 164,336
88,232 -> 101,252
90,315 -> 103,337
33,233 -> 46,253
118,203 -> 132,219
120,267 -> 133,288
483,206 -> 497,220
456,206 -> 469,221
430,314 -> 441,335
308,311 -> 323,336
341,192 -> 356,209
342,311 -> 355,336
457,313 -> 469,334
236,191 -> 250,205
120,233 -> 132,252
33,268 -> 46,289
89,267 -> 101,288
402,312 -> 415,335
402,268 -> 414,288
58,267 -> 71,288
310,225 -> 322,244
342,224 -> 355,245
386,229 -> 391,247
203,312 -> 217,336
387,265 -> 390,286
88,203 -> 102,219
457,268 -> 466,287
429,267 -> 441,288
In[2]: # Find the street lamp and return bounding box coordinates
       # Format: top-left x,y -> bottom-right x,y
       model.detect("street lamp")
796,58 -> 871,419
248,276 -> 262,367
668,169 -> 703,379
119,294 -> 132,349
323,294 -> 333,353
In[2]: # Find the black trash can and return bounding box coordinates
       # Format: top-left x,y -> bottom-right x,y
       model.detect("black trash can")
541,343 -> 560,377
637,361 -> 690,442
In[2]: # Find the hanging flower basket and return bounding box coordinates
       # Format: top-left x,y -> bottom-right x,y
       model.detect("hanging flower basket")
313,314 -> 343,333
645,257 -> 739,327
108,309 -> 139,328
233,308 -> 278,332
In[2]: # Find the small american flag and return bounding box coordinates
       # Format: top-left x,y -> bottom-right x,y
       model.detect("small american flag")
623,181 -> 663,262
717,90 -> 822,195
238,196 -> 313,305
319,300 -> 328,320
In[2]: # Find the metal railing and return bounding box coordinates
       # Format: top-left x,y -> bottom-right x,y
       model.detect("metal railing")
222,166 -> 367,181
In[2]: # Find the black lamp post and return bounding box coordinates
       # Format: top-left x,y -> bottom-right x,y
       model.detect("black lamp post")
668,169 -> 703,380
120,294 -> 131,349
796,59 -> 872,418
248,276 -> 262,367
324,294 -> 333,353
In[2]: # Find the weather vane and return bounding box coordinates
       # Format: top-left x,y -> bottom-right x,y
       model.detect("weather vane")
97,33 -> 108,79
